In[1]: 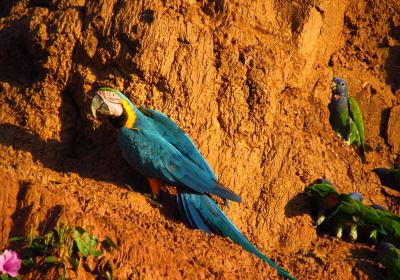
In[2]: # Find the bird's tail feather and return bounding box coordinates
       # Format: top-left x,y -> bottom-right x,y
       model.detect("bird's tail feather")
176,191 -> 296,280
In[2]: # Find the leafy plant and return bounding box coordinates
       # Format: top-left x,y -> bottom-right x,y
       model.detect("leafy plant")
5,223 -> 119,279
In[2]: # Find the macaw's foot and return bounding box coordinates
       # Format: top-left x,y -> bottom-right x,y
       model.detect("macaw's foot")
146,178 -> 164,208
147,178 -> 163,199
144,193 -> 163,208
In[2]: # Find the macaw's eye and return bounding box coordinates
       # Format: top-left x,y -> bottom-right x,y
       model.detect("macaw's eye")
340,82 -> 345,86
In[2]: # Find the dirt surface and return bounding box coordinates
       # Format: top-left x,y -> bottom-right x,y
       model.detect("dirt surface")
1,0 -> 400,279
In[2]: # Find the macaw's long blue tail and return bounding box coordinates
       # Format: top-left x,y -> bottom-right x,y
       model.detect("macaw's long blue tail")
177,191 -> 296,280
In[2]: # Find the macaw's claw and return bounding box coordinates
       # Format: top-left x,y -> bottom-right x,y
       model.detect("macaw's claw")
144,193 -> 163,208
148,178 -> 163,199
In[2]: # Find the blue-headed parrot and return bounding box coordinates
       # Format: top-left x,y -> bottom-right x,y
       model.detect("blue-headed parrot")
329,77 -> 366,162
90,88 -> 295,279
373,168 -> 400,192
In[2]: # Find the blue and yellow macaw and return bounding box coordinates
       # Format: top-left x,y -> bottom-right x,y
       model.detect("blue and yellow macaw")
329,77 -> 366,162
91,88 -> 295,279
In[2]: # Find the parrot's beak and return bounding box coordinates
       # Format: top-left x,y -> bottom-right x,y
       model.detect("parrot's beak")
331,81 -> 337,91
91,94 -> 111,119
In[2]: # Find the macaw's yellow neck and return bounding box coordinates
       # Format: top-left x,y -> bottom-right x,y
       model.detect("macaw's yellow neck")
120,99 -> 136,128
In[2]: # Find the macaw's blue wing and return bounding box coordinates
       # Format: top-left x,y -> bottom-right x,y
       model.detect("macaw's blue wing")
176,191 -> 295,280
139,107 -> 216,179
139,107 -> 233,207
119,128 -> 241,203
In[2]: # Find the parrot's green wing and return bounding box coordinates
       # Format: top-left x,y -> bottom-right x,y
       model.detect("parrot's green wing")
348,96 -> 365,148
139,107 -> 216,179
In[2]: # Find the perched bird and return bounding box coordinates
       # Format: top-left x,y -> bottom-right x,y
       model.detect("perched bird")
378,242 -> 400,280
373,168 -> 400,192
91,88 -> 295,279
306,183 -> 358,240
306,182 -> 400,244
305,180 -> 337,227
329,77 -> 365,162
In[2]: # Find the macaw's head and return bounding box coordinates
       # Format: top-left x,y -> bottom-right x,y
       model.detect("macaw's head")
331,77 -> 349,102
91,87 -> 137,128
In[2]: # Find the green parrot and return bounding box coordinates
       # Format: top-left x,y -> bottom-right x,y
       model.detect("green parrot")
305,180 -> 337,227
306,182 -> 400,244
329,77 -> 366,162
305,182 -> 358,240
379,242 -> 400,280
91,88 -> 295,279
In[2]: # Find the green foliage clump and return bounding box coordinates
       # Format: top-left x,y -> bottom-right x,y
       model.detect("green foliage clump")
3,223 -> 119,280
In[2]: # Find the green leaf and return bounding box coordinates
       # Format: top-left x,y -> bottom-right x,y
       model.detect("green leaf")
8,236 -> 25,242
45,256 -> 59,263
0,274 -> 9,280
92,249 -> 103,257
102,237 -> 120,252
15,274 -> 22,280
369,230 -> 377,239
74,227 -> 86,235
30,241 -> 45,251
22,258 -> 34,266
73,230 -> 100,258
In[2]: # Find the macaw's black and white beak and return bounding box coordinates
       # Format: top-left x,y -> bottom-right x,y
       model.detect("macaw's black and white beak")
91,89 -> 124,119
91,94 -> 112,119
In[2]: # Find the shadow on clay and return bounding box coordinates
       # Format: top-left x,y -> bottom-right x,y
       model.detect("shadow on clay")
384,25 -> 400,93
8,181 -> 64,244
349,247 -> 385,279
284,193 -> 311,218
8,181 -> 34,240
